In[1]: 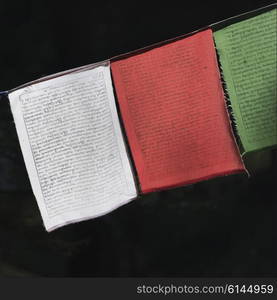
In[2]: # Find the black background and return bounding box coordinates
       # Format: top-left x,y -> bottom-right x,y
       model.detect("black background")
0,0 -> 276,277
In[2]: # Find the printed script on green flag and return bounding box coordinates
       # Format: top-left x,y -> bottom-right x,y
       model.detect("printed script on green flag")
214,9 -> 277,154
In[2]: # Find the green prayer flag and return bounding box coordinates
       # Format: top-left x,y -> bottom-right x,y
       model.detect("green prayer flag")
214,9 -> 277,154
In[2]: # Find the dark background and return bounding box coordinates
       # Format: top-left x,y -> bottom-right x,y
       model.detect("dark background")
0,0 -> 276,277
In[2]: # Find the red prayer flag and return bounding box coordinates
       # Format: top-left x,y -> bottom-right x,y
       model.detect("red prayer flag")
111,29 -> 245,193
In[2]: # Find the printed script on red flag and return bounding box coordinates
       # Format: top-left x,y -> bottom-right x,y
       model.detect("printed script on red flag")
111,29 -> 245,193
